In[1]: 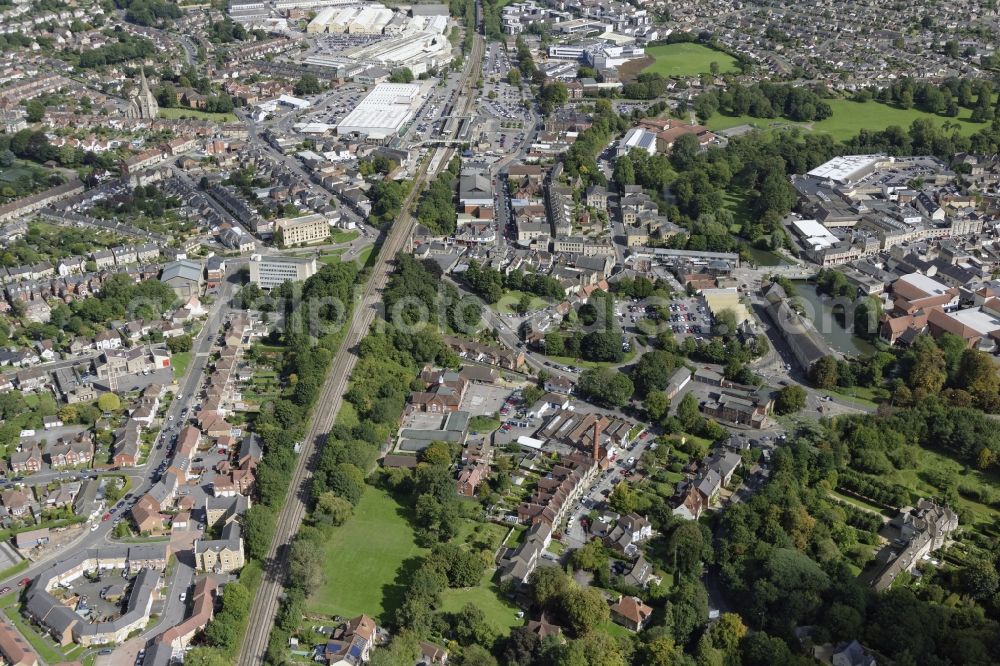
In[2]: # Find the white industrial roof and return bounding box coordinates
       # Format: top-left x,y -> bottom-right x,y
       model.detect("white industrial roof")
807,154 -> 884,184
336,83 -> 423,139
897,272 -> 951,297
620,127 -> 656,155
946,307 -> 1000,336
790,218 -> 839,249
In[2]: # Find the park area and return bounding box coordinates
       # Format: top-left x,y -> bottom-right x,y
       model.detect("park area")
641,43 -> 739,77
706,98 -> 993,141
306,487 -> 427,622
306,488 -> 522,632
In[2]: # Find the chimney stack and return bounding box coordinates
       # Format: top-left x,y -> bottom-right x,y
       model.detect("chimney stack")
592,420 -> 601,462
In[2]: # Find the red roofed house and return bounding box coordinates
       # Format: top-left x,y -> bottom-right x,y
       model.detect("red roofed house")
456,465 -> 488,497
610,596 -> 654,632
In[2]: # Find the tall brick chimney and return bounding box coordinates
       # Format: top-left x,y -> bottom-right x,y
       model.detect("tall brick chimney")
592,420 -> 601,462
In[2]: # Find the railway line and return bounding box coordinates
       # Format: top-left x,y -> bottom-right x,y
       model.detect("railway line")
235,29 -> 485,666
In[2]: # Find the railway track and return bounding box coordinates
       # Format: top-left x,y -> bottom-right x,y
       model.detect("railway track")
236,31 -> 485,666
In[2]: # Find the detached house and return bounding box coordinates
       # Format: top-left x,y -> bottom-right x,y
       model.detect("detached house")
324,615 -> 377,666
604,513 -> 653,558
610,596 -> 653,632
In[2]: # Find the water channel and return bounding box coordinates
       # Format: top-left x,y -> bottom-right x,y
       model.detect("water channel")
791,280 -> 877,357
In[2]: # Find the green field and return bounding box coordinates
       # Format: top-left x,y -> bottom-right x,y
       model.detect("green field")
440,568 -> 523,632
158,108 -> 237,122
331,229 -> 359,244
308,488 -> 427,622
171,351 -> 193,380
884,448 -> 1000,526
642,43 -> 739,77
492,290 -> 550,315
318,249 -> 347,265
356,245 -> 374,266
707,98 -> 993,141
468,415 -> 501,433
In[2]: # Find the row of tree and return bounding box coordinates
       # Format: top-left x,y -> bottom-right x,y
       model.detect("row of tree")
694,82 -> 834,123
461,261 -> 565,304
415,158 -> 459,234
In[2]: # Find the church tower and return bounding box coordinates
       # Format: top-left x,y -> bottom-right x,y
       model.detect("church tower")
125,68 -> 159,119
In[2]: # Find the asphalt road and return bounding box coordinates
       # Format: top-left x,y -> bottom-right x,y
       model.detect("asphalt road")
0,270 -> 241,662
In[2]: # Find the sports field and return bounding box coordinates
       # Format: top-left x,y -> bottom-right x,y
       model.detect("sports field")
642,43 -> 739,77
307,488 -> 427,622
706,99 -> 991,141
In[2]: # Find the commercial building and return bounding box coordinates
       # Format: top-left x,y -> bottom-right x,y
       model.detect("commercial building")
160,260 -> 204,300
249,255 -> 319,289
275,213 -> 331,246
336,83 -> 425,142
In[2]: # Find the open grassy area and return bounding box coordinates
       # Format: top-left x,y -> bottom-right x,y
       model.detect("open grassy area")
439,568 -> 523,632
318,249 -> 347,265
642,43 -> 739,77
547,346 -> 637,370
883,448 -> 1000,526
330,229 -> 359,244
171,351 -> 193,380
492,290 -> 550,315
828,489 -> 892,517
469,415 -> 501,433
158,107 -> 237,122
600,619 -> 634,639
308,488 -> 427,622
356,245 -> 374,267
707,98 -> 993,141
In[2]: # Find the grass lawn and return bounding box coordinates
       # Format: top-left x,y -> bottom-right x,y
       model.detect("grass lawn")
171,351 -> 193,380
335,400 -> 360,429
439,569 -> 523,632
707,98 -> 992,141
158,107 -> 237,122
469,415 -> 501,433
823,385 -> 885,407
829,489 -> 892,517
599,619 -> 633,639
642,43 -> 739,77
884,448 -> 1000,526
331,229 -> 359,243
547,346 -> 637,369
318,249 -> 347,265
492,290 -> 550,315
356,245 -> 374,266
745,246 -> 791,266
308,488 -> 427,622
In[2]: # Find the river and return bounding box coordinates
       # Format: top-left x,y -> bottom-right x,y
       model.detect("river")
791,280 -> 877,357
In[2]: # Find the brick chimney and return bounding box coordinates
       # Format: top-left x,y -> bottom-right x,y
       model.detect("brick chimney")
592,420 -> 601,462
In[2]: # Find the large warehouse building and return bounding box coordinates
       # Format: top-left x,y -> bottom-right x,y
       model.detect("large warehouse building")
336,82 -> 426,141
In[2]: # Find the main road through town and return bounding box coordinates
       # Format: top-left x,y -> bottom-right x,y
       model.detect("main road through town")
236,32 -> 485,665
